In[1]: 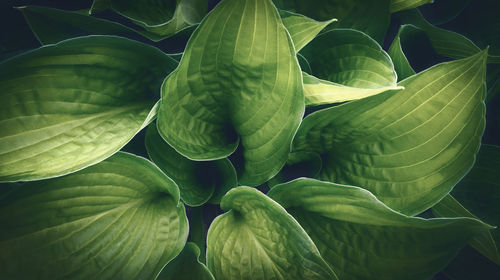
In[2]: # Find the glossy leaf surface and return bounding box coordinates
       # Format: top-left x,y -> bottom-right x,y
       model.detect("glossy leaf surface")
145,124 -> 237,206
0,152 -> 189,279
293,50 -> 488,215
157,242 -> 215,280
206,187 -> 337,280
157,0 -> 304,186
0,36 -> 177,182
268,178 -> 491,280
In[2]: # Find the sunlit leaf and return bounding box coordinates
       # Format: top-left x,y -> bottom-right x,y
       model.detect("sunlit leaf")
157,0 -> 304,186
0,36 -> 177,182
145,124 -> 237,206
293,50 -> 488,215
389,0 -> 434,13
0,152 -> 189,279
157,242 -> 215,280
206,186 -> 338,280
268,178 -> 492,280
388,24 -> 417,81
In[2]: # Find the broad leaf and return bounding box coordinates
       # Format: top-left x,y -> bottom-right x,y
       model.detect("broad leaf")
433,144 -> 500,264
145,124 -> 237,206
388,24 -> 417,81
433,195 -> 500,265
0,152 -> 189,279
302,72 -> 403,106
157,0 -> 305,186
279,10 -> 336,52
273,0 -> 391,44
108,0 -> 207,38
418,0 -> 471,25
206,187 -> 337,280
267,151 -> 322,187
268,178 -> 492,280
157,242 -> 215,280
17,5 -> 165,43
389,0 -> 433,13
293,50 -> 488,215
0,36 -> 177,182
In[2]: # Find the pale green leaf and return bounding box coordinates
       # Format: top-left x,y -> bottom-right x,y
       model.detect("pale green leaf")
388,24 -> 417,81
300,29 -> 401,105
157,0 -> 305,186
206,186 -> 338,280
0,36 -> 177,182
302,72 -> 403,106
279,10 -> 336,53
273,0 -> 391,44
157,242 -> 215,280
390,0 -> 434,13
268,178 -> 492,280
145,123 -> 237,206
0,152 -> 189,280
293,50 -> 488,215
433,194 -> 500,265
434,144 -> 500,265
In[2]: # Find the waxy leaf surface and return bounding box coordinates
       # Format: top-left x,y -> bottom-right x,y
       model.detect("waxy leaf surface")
145,124 -> 237,206
0,152 -> 189,279
268,178 -> 491,280
293,50 -> 487,215
157,242 -> 215,280
0,36 -> 177,182
206,187 -> 337,280
157,0 -> 304,186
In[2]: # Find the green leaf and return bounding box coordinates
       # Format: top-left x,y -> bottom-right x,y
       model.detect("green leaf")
0,35 -> 177,182
145,123 -> 237,206
109,0 -> 207,38
267,151 -> 322,187
17,5 -> 167,43
419,0 -> 471,25
90,0 -> 111,13
0,152 -> 189,279
293,50 -> 488,215
302,72 -> 403,106
279,10 -> 336,53
157,0 -> 305,186
433,194 -> 500,265
206,186 -> 338,280
300,29 -> 402,106
388,24 -> 417,81
390,0 -> 434,13
157,242 -> 215,280
434,144 -> 500,265
273,0 -> 391,44
268,178 -> 492,280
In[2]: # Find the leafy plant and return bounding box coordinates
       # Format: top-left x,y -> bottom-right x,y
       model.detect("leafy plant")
1,0 -> 499,279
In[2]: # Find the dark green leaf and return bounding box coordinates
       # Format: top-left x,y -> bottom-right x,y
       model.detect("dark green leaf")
157,242 -> 215,280
0,36 -> 177,182
0,152 -> 189,279
293,50 -> 488,215
268,178 -> 492,280
157,0 -> 305,186
390,0 -> 434,13
206,186 -> 338,280
388,24 -> 417,81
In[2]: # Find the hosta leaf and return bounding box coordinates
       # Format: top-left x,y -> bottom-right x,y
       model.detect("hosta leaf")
90,0 -> 111,13
433,195 -> 500,265
419,0 -> 471,25
17,5 -> 165,43
145,123 -> 237,206
157,242 -> 215,280
279,10 -> 336,52
388,24 -> 417,81
293,50 -> 488,215
0,35 -> 177,182
157,0 -> 304,186
273,0 -> 391,44
300,29 -> 401,105
108,0 -> 207,37
434,144 -> 500,264
206,187 -> 337,280
302,72 -> 403,106
0,152 -> 189,279
389,0 -> 434,13
267,151 -> 322,187
268,178 -> 492,280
